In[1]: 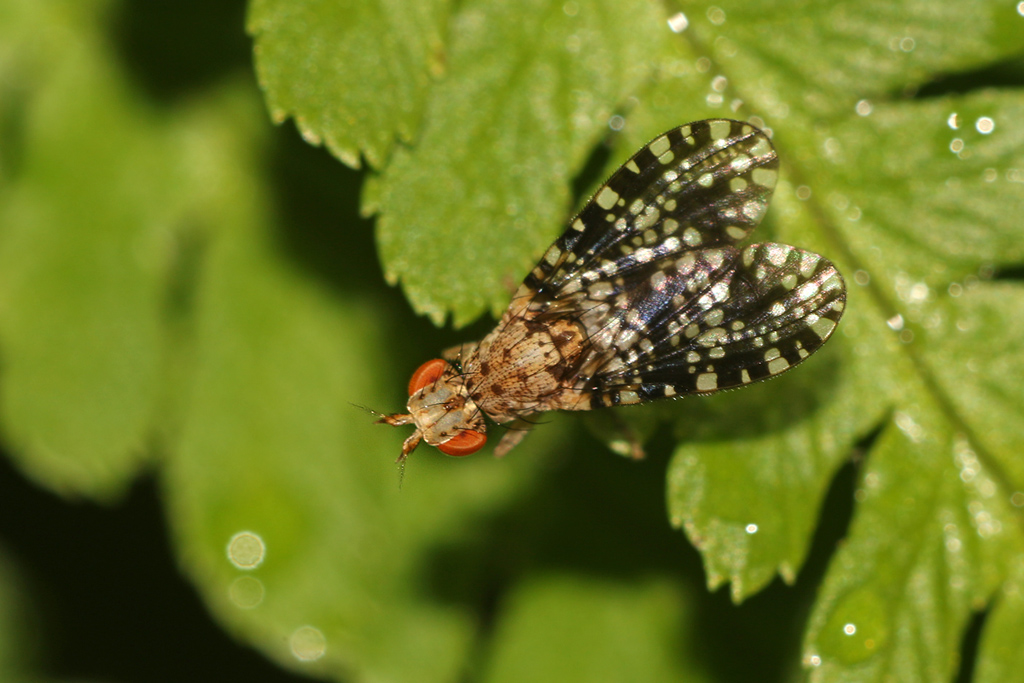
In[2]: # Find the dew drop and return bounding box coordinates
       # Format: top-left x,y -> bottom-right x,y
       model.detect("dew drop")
706,6 -> 727,24
816,587 -> 888,664
908,282 -> 929,303
667,12 -> 689,32
894,410 -> 924,442
290,626 -> 327,661
228,576 -> 265,609
227,531 -> 266,570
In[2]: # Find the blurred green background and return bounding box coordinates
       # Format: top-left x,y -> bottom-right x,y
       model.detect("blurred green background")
2,1 -> 1024,682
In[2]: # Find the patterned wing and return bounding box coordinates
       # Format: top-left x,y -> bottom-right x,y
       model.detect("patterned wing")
515,119 -> 779,307
579,242 -> 846,408
507,119 -> 845,409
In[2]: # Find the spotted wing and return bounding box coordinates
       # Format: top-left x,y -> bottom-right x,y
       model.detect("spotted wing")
579,243 -> 846,408
506,119 -> 845,409
515,119 -> 779,307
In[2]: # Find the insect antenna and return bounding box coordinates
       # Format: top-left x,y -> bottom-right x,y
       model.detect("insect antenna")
350,402 -> 387,418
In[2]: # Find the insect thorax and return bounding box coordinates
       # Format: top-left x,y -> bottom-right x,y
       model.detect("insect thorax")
460,309 -> 591,423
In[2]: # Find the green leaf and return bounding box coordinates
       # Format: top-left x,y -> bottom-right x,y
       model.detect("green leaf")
688,0 -> 1021,121
0,548 -> 35,679
5,0 -> 1024,682
0,0 -> 185,497
480,574 -> 711,683
975,559 -> 1024,683
247,0 -> 451,168
250,0 -> 1024,680
803,409 -> 1021,681
167,217 -> 550,681
0,0 -> 273,499
370,0 -> 670,324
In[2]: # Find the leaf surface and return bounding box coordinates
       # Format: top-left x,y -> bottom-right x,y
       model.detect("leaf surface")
3,1 -> 1024,682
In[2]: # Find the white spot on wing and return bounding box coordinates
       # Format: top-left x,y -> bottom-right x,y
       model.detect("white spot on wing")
709,120 -> 731,140
697,372 -> 718,391
649,135 -> 671,157
596,186 -> 619,210
766,245 -> 788,267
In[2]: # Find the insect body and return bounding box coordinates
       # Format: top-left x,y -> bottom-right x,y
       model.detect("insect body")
380,119 -> 846,461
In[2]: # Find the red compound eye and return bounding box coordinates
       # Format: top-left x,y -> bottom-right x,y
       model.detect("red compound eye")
438,430 -> 487,457
408,358 -> 448,396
